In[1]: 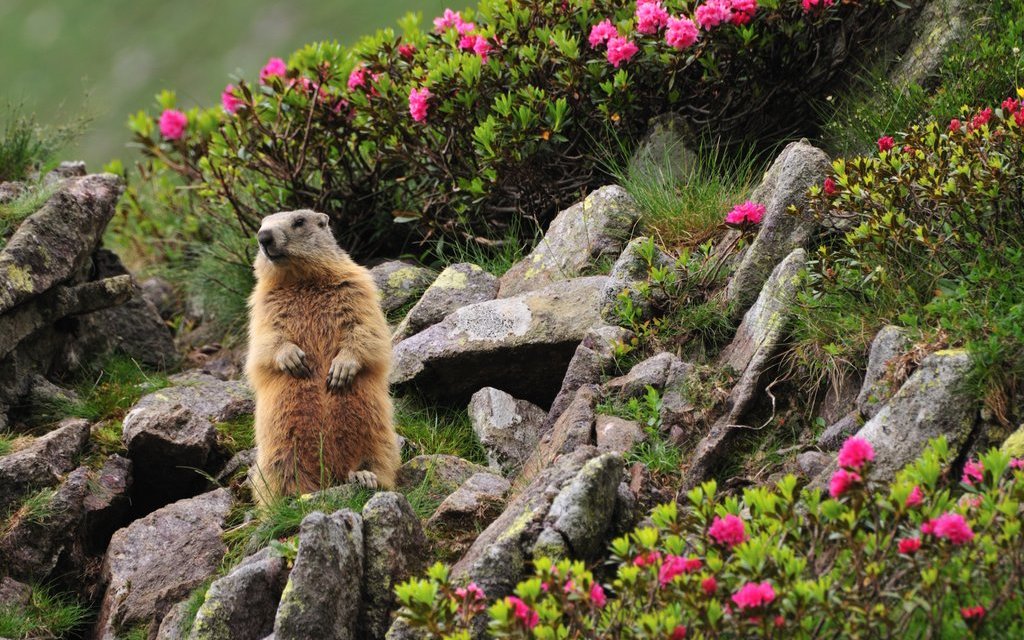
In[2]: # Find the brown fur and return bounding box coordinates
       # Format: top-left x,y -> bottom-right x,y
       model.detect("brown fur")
246,210 -> 400,505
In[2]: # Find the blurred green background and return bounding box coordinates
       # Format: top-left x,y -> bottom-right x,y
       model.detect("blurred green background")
0,0 -> 449,168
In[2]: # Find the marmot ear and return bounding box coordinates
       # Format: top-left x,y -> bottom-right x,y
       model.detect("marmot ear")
317,212 -> 329,228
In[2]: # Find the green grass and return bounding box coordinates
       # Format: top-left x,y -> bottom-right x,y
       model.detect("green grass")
427,216 -> 538,278
214,414 -> 255,454
0,432 -> 14,457
0,585 -> 91,640
0,182 -> 59,247
2,488 -> 57,537
178,223 -> 256,341
178,579 -> 214,638
118,625 -> 150,640
394,397 -> 486,465
0,102 -> 85,182
598,386 -> 684,479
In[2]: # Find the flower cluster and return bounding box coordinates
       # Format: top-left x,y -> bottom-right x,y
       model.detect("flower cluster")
724,200 -> 766,227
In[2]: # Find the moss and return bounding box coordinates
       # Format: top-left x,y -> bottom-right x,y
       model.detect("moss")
5,264 -> 33,294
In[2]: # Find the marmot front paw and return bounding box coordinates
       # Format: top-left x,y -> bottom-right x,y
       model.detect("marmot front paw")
348,470 -> 379,489
327,354 -> 360,390
275,343 -> 310,377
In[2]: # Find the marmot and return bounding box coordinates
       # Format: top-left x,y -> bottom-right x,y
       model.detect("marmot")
246,209 -> 400,505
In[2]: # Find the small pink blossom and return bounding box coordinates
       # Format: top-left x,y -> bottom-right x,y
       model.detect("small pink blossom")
725,201 -> 766,226
708,514 -> 747,548
731,581 -> 775,610
823,176 -> 838,196
590,582 -> 607,607
695,0 -> 733,29
158,109 -> 188,140
1010,458 -> 1024,470
801,0 -> 835,12
665,16 -> 699,49
506,596 -> 539,629
962,459 -> 984,486
730,0 -> 758,25
970,107 -> 993,131
1004,97 -> 1021,114
633,551 -> 662,567
347,66 -> 367,91
949,118 -> 962,132
829,468 -> 861,498
961,605 -> 986,620
905,485 -> 923,508
926,512 -> 974,545
838,437 -> 875,470
635,1 -> 670,35
455,582 -> 486,601
606,36 -> 639,67
658,555 -> 702,586
460,35 -> 491,61
701,576 -> 718,595
877,135 -> 895,152
434,9 -> 474,35
898,537 -> 921,554
589,19 -> 618,48
1016,111 -> 1024,127
671,626 -> 688,639
408,87 -> 432,123
563,579 -> 575,593
221,85 -> 242,114
259,57 -> 287,84
398,43 -> 417,60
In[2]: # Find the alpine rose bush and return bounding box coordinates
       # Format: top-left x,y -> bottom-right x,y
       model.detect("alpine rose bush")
394,437 -> 1024,638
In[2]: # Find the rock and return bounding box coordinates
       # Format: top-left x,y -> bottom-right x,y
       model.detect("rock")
369,261 -> 437,316
391,276 -> 609,406
499,186 -> 640,297
726,141 -> 830,313
122,371 -> 252,511
82,455 -> 133,554
26,374 -> 79,409
547,325 -> 633,429
360,492 -> 428,640
541,453 -> 624,558
599,237 -> 675,323
628,112 -> 698,180
820,368 -> 863,426
889,0 -> 971,91
518,385 -> 598,486
0,181 -> 25,205
425,472 -> 511,538
393,263 -> 499,341
189,549 -> 288,640
817,412 -> 862,451
0,418 -> 89,514
796,451 -> 830,479
216,448 -> 256,485
156,601 -> 192,640
395,455 -> 490,500
468,388 -> 546,475
629,462 -> 672,515
274,510 -> 363,640
42,161 -> 88,185
0,577 -> 31,608
385,619 -> 427,640
659,362 -> 702,438
95,489 -> 233,639
857,325 -> 913,420
1002,425 -> 1024,458
595,415 -> 644,454
140,277 -> 180,321
604,352 -> 686,399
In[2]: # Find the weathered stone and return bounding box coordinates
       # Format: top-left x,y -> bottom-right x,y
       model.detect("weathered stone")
393,263 -> 499,341
42,161 -> 87,185
82,454 -> 133,554
469,388 -> 546,475
542,453 -> 624,558
360,492 -> 428,640
599,237 -> 675,323
518,385 -> 598,486
190,549 -> 288,640
95,489 -> 233,639
726,142 -> 830,313
385,619 -> 428,640
122,372 -> 252,510
817,412 -> 862,451
0,577 -> 31,608
889,0 -> 971,91
395,455 -> 489,500
857,325 -> 913,419
0,418 -> 89,514
796,451 -> 830,479
604,352 -> 686,399
659,361 -> 700,438
628,112 -> 698,180
369,261 -> 437,316
425,472 -> 511,538
547,325 -> 633,429
156,601 -> 191,640
391,276 -> 609,406
499,186 -> 640,297
274,510 -> 363,640
595,415 -> 644,454
216,448 -> 256,485
629,462 -> 672,515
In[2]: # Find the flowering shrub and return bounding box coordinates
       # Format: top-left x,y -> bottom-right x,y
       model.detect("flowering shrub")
128,0 -> 907,257
394,437 -> 1024,638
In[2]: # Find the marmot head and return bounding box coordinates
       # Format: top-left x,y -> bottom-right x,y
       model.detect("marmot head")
254,209 -> 347,280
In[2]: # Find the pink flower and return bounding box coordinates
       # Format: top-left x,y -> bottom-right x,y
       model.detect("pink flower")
695,0 -> 733,29
348,66 -> 367,91
633,551 -> 662,567
671,626 -> 688,639
1016,111 -> 1024,127
590,582 -> 607,607
702,576 -> 718,595
665,16 -> 699,49
725,201 -> 766,226
659,555 -> 702,586
731,581 -> 775,610
898,537 -> 921,554
708,514 -> 748,548
1011,458 -> 1024,470
563,579 -> 575,593
635,1 -> 670,35
434,9 -> 474,35
949,118 -> 962,132
877,136 -> 895,152
606,36 -> 639,67
823,176 -> 838,196
838,437 -> 875,470
730,0 -> 758,24
589,19 -> 618,48
460,35 -> 491,61
970,107 -> 992,131
260,57 -> 287,84
221,85 -> 242,114
409,87 -> 432,123
961,605 -> 986,620
829,468 -> 861,498
801,0 -> 835,12
962,460 -> 984,486
506,596 -> 539,629
926,512 -> 974,545
905,485 -> 923,508
1002,97 -> 1020,114
455,582 -> 486,601
398,43 -> 416,60
158,109 -> 188,140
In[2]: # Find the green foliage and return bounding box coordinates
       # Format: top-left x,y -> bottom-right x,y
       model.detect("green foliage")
395,396 -> 486,465
178,223 -> 256,340
2,488 -> 57,535
396,439 -> 1024,638
0,432 -> 14,457
178,579 -> 214,638
0,585 -> 90,640
0,182 -> 59,248
214,414 -> 255,454
0,103 -> 85,183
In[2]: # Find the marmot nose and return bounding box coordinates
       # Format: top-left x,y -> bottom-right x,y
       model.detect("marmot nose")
257,229 -> 274,249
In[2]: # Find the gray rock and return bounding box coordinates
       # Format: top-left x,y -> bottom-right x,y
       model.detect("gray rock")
0,577 -> 31,608
518,385 -> 598,486
817,412 -> 862,451
395,455 -> 490,501
156,600 -> 192,640
542,453 -> 624,558
628,113 -> 698,181
499,186 -> 640,297
796,451 -> 830,479
140,277 -> 180,321
599,237 -> 675,323
369,261 -> 437,316
385,619 -> 428,640
393,263 -> 498,341
889,0 -> 971,91
857,325 -> 913,419
659,361 -> 700,437
425,472 -> 511,538
274,510 -> 364,640
190,549 -> 288,640
122,371 -> 252,509
360,492 -> 428,640
0,181 -> 25,205
469,388 -> 546,475
595,415 -> 644,454
95,489 -> 233,639
547,325 -> 633,429
42,161 -> 87,185
726,141 -> 830,313
82,454 -> 133,554
604,352 -> 686,399
391,276 -> 609,406
0,418 -> 89,514
216,448 -> 256,485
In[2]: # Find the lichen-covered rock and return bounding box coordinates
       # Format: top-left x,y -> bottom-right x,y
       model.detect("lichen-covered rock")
469,388 -> 546,475
604,352 -> 687,399
518,385 -> 598,486
95,489 -> 233,640
122,372 -> 252,510
541,453 -> 624,558
391,276 -> 609,405
395,455 -> 489,500
889,0 -> 971,91
726,141 -> 830,313
595,415 -> 644,454
393,263 -> 498,341
857,325 -> 913,419
189,549 -> 288,640
499,186 -> 640,297
547,325 -> 633,429
599,237 -> 674,323
1003,425 -> 1024,458
0,418 -> 89,514
425,472 -> 511,538
369,261 -> 437,316
274,510 -> 363,640
360,493 -> 428,640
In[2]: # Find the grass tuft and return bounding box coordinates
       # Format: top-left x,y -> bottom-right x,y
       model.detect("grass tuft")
0,102 -> 86,183
0,585 -> 91,640
394,397 -> 486,465
214,414 -> 255,455
2,488 -> 58,536
0,182 -> 59,248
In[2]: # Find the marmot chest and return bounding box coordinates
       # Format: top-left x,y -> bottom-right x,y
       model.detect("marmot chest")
264,283 -> 358,364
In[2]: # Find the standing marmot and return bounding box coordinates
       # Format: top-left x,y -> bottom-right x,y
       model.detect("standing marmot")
246,209 -> 400,505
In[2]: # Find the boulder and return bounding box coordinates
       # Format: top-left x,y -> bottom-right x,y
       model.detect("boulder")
539,453 -> 624,559
518,385 -> 599,486
816,412 -> 862,451
468,388 -> 546,475
595,415 -> 644,454
0,418 -> 89,514
857,325 -> 913,419
796,451 -> 831,479
189,549 -> 288,640
122,371 -> 252,511
81,454 -> 133,554
95,489 -> 233,639
391,276 -> 609,406
395,455 -> 490,500
499,186 -> 640,297
360,493 -> 428,640
889,0 -> 972,91
726,141 -> 830,313
599,237 -> 674,323
369,261 -> 437,316
42,160 -> 88,185
393,263 -> 498,341
274,510 -> 364,640
0,577 -> 31,608
547,325 -> 633,428
425,472 -> 511,538
604,352 -> 687,399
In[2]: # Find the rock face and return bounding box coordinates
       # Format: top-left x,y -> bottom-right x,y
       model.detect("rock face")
369,261 -> 437,317
121,372 -> 252,510
518,385 -> 599,486
274,510 -> 364,640
393,263 -> 499,341
0,418 -> 89,514
499,186 -> 640,298
599,237 -> 674,323
395,455 -> 489,499
469,388 -> 546,475
595,415 -> 644,454
189,549 -> 288,640
857,325 -> 913,420
889,0 -> 971,91
547,325 -> 633,428
628,112 -> 698,180
96,489 -> 233,639
604,352 -> 687,399
391,276 -> 609,405
726,141 -> 830,313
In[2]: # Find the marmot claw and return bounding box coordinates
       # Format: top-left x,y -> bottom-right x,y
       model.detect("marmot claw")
328,355 -> 360,390
348,470 -> 379,489
275,343 -> 310,377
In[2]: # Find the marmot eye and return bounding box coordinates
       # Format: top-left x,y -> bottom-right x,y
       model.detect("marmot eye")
293,218 -> 305,228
